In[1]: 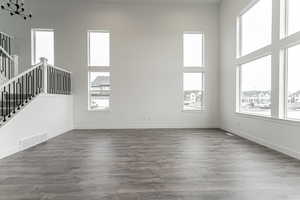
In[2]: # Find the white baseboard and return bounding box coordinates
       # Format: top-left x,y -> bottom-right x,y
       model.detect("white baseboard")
0,146 -> 19,160
221,127 -> 300,160
0,128 -> 72,160
19,133 -> 48,151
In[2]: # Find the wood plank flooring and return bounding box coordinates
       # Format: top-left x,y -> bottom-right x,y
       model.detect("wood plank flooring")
1,129 -> 300,200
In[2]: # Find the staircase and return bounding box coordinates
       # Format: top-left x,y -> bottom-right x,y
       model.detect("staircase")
0,32 -> 14,83
0,32 -> 71,126
0,94 -> 24,121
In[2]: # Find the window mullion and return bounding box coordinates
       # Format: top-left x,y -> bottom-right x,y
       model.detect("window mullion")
283,49 -> 288,118
270,0 -> 281,118
184,67 -> 205,73
88,66 -> 111,72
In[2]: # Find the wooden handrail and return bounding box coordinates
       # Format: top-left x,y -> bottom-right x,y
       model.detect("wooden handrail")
47,64 -> 72,74
0,31 -> 14,39
0,58 -> 72,93
0,57 -> 72,124
0,62 -> 43,90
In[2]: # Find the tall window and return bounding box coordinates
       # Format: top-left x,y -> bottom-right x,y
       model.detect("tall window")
88,31 -> 111,111
183,33 -> 204,111
237,0 -> 300,122
238,0 -> 272,56
239,56 -> 271,116
31,29 -> 54,65
236,0 -> 272,117
279,0 -> 300,121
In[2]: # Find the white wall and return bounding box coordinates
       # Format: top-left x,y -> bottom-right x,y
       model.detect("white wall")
12,0 -> 219,129
220,0 -> 300,159
0,94 -> 74,159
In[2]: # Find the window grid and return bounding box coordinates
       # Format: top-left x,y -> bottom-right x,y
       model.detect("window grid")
238,0 -> 272,57
236,0 -> 300,122
87,31 -> 111,111
282,44 -> 300,120
183,32 -> 205,111
237,55 -> 272,117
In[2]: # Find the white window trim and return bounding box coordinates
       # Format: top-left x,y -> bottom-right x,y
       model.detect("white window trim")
87,30 -> 111,112
236,0 -> 272,58
236,0 -> 260,58
182,72 -> 206,112
236,0 -> 273,117
236,0 -> 300,124
87,70 -> 111,112
87,30 -> 110,67
281,42 -> 300,121
31,28 -> 55,65
236,55 -> 272,117
182,32 -> 206,112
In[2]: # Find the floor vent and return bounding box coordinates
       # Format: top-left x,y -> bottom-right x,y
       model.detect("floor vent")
19,133 -> 48,150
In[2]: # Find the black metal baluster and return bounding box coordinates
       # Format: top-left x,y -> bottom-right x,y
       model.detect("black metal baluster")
8,84 -> 11,117
13,81 -> 16,114
36,68 -> 38,95
30,71 -> 33,98
62,73 -> 64,94
25,74 -> 28,103
1,90 -> 4,121
17,78 -> 21,109
40,67 -> 42,93
21,76 -> 24,106
4,87 -> 7,121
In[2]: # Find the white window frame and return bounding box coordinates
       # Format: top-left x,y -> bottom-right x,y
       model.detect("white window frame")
281,42 -> 300,121
236,0 -> 272,58
87,30 -> 111,111
235,0 -> 300,124
31,28 -> 55,65
236,0 -> 273,117
183,32 -> 206,112
236,54 -> 272,117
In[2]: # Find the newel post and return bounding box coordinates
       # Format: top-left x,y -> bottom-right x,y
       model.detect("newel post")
40,57 -> 48,94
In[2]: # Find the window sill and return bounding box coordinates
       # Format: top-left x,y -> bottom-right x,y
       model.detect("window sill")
236,111 -> 271,118
235,111 -> 300,127
88,109 -> 111,112
182,109 -> 206,113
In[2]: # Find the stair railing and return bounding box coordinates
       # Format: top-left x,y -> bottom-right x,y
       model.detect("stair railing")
0,32 -> 15,80
0,46 -> 14,81
0,32 -> 12,55
0,57 -> 71,124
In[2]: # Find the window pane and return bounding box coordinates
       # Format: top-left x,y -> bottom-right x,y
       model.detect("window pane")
33,30 -> 54,65
287,0 -> 300,35
89,32 -> 110,66
183,33 -> 203,67
183,73 -> 203,110
240,56 -> 271,116
89,72 -> 110,110
240,0 -> 272,55
287,45 -> 300,119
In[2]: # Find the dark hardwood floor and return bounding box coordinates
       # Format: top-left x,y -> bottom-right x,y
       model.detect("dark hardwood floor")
1,129 -> 300,200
